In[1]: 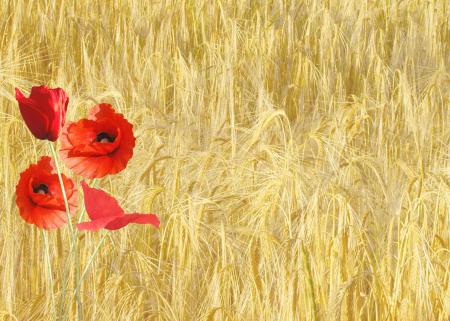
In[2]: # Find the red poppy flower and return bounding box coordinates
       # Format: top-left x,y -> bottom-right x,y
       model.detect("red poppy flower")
15,86 -> 69,141
77,181 -> 159,231
59,104 -> 135,178
15,156 -> 78,230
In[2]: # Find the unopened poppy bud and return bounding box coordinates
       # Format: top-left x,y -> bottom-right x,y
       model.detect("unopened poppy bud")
15,86 -> 69,141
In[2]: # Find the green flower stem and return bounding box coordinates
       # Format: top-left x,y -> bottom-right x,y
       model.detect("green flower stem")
76,232 -> 107,291
48,143 -> 73,234
43,231 -> 55,318
48,142 -> 83,321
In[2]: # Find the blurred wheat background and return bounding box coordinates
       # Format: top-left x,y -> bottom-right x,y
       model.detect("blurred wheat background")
0,0 -> 449,320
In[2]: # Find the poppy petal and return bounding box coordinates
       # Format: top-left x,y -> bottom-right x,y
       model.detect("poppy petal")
81,181 -> 124,220
29,86 -> 69,141
60,104 -> 135,178
15,156 -> 77,230
88,103 -> 116,120
77,182 -> 160,231
15,88 -> 50,140
104,213 -> 160,230
76,217 -> 118,231
15,86 -> 69,141
68,128 -> 122,157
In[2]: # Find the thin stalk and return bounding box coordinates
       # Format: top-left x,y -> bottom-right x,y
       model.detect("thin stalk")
43,231 -> 55,318
302,243 -> 318,321
58,247 -> 70,321
48,143 -> 73,233
48,142 -> 83,321
77,233 -> 107,289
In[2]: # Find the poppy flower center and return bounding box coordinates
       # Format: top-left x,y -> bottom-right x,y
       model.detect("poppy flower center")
96,132 -> 115,143
33,183 -> 49,195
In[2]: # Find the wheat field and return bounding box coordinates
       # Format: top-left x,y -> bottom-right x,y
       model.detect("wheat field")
0,0 -> 449,320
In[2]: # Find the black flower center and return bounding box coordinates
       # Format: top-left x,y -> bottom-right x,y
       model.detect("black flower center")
96,132 -> 115,143
33,183 -> 49,195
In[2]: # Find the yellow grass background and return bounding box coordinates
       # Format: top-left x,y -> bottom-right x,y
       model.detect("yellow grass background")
1,0 -> 449,320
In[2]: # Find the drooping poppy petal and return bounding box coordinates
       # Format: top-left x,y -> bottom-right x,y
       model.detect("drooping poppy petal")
76,217 -> 118,231
15,156 -> 77,230
59,104 -> 135,178
80,181 -> 123,220
76,181 -> 159,231
15,86 -> 69,141
104,213 -> 160,230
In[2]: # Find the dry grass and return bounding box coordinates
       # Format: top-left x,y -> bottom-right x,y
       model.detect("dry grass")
1,0 -> 449,320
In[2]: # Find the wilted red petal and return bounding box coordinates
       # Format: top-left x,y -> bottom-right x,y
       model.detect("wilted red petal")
76,217 -> 118,231
105,213 -> 160,230
77,182 -> 160,231
81,181 -> 124,220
